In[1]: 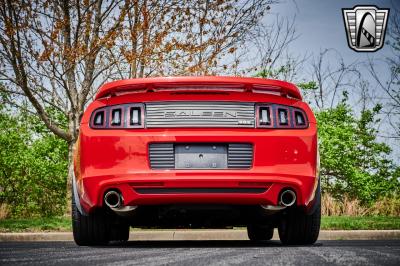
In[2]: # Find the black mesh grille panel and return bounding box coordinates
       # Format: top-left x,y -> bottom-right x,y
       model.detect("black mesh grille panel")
148,143 -> 175,169
149,143 -> 253,169
227,143 -> 253,169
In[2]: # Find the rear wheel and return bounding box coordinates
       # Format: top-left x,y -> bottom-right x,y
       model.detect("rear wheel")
278,186 -> 321,245
72,196 -> 110,246
72,196 -> 130,245
108,222 -> 130,242
247,225 -> 274,241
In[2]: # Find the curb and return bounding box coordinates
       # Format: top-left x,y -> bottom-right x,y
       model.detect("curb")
1,229 -> 400,241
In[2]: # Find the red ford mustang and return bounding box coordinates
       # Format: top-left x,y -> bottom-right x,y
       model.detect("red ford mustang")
72,76 -> 320,245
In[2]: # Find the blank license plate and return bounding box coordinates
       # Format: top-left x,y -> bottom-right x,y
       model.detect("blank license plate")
175,144 -> 227,169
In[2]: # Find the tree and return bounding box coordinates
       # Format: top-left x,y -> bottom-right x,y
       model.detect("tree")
0,100 -> 68,217
0,0 -> 130,210
299,49 -> 360,110
250,15 -> 305,82
367,3 -> 400,139
316,99 -> 399,204
114,0 -> 274,77
0,0 -> 274,211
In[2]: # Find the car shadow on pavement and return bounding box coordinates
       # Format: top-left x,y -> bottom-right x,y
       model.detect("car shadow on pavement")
104,240 -> 323,248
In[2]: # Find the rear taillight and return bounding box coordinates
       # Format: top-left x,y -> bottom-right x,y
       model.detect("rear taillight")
111,109 -> 121,125
90,104 -> 144,129
294,110 -> 306,126
277,107 -> 290,127
93,110 -> 105,127
259,107 -> 272,126
109,106 -> 124,128
129,107 -> 141,126
256,104 -> 308,129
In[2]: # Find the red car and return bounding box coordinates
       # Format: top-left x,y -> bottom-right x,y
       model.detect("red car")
72,76 -> 320,245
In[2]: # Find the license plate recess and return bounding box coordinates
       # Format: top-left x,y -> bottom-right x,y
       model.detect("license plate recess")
175,144 -> 227,169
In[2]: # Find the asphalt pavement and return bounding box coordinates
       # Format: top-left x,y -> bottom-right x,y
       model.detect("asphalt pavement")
0,240 -> 399,265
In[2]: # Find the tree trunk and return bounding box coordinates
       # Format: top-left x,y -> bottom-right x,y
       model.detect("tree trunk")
66,141 -> 75,216
65,114 -> 79,216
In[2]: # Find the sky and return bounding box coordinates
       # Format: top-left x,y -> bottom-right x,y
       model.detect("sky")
269,0 -> 394,63
262,0 -> 398,159
252,0 -> 396,105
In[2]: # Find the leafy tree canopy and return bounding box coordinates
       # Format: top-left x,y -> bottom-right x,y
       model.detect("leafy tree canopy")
317,99 -> 400,204
0,103 -> 68,217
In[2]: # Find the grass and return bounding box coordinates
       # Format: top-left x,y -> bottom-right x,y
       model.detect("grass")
0,216 -> 399,232
0,216 -> 71,232
321,216 -> 400,230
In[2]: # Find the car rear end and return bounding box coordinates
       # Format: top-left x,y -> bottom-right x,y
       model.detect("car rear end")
72,76 -> 320,246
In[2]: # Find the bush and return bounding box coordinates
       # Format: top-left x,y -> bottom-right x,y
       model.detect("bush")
322,193 -> 400,216
369,196 -> 400,216
316,102 -> 400,204
0,108 -> 68,218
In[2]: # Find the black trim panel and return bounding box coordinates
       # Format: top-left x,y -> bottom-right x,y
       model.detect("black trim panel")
134,188 -> 266,194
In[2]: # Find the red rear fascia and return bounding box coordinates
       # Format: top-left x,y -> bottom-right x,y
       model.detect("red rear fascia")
76,77 -> 318,214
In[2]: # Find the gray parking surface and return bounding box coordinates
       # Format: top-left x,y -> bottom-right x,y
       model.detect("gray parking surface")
0,240 -> 399,265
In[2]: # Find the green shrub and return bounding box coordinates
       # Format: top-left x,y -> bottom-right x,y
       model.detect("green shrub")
0,108 -> 68,217
316,102 -> 400,204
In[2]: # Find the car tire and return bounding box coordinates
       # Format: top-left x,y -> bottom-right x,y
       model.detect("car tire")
72,195 -> 110,246
108,223 -> 130,242
247,225 -> 274,241
278,186 -> 321,245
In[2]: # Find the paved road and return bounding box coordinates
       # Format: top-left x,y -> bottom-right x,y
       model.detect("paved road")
1,240 -> 399,265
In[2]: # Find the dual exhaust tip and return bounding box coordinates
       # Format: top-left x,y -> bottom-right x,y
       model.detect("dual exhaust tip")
106,188 -> 296,211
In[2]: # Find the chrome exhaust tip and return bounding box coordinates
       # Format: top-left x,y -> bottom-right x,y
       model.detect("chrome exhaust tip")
104,190 -> 122,209
104,190 -> 137,216
280,189 -> 296,207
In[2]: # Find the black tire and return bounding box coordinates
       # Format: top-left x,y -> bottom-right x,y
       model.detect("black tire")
247,225 -> 274,241
278,187 -> 321,245
108,223 -> 130,242
72,196 -> 110,246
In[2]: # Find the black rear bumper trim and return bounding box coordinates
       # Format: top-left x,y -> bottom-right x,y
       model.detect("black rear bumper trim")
134,188 -> 266,194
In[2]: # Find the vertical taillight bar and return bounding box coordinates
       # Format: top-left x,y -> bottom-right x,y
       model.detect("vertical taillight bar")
275,106 -> 291,128
109,106 -> 125,128
126,104 -> 145,129
256,105 -> 274,128
90,109 -> 107,129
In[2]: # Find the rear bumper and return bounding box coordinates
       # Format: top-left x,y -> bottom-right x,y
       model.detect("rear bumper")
77,172 -> 318,214
75,125 -> 318,214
